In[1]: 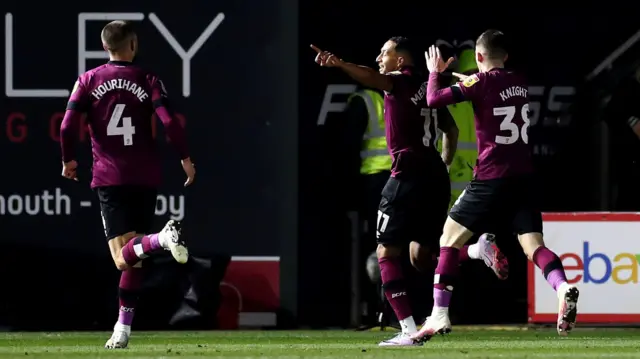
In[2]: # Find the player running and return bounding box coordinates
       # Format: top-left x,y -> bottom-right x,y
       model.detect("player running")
412,30 -> 579,343
59,21 -> 195,349
311,37 -> 508,346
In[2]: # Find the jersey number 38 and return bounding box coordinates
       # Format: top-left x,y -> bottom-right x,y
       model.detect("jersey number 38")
493,103 -> 530,145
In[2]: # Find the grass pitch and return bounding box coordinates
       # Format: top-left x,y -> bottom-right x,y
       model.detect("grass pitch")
1,328 -> 640,358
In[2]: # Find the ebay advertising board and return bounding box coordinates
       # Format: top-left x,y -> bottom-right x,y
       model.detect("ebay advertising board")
529,213 -> 640,323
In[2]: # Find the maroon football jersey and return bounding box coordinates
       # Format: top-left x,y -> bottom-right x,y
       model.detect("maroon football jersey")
385,66 -> 447,178
455,68 -> 533,180
63,61 -> 188,188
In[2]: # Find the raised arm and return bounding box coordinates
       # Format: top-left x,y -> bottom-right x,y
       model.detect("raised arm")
424,45 -> 473,108
426,73 -> 466,108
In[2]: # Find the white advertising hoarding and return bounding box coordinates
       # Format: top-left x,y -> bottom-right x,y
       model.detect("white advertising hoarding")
529,213 -> 640,323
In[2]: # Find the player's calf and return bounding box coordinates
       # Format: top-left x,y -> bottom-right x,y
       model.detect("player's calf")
521,234 -> 570,292
376,244 -> 418,343
408,241 -> 435,273
520,233 -> 579,335
105,268 -> 142,349
120,233 -> 164,268
119,220 -> 188,268
409,246 -> 458,343
412,217 -> 473,343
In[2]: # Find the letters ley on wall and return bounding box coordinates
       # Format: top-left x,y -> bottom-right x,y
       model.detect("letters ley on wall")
1,2 -> 298,258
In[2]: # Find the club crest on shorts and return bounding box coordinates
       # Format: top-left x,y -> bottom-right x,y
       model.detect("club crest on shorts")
463,74 -> 480,88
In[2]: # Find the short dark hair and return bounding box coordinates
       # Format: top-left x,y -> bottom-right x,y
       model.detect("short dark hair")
476,29 -> 508,60
101,21 -> 136,52
389,36 -> 419,64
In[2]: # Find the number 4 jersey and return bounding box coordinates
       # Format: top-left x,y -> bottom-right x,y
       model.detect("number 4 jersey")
427,68 -> 533,180
61,61 -> 189,188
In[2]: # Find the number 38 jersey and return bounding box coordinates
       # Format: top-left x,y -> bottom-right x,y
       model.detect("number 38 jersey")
66,61 -> 186,188
455,68 -> 533,180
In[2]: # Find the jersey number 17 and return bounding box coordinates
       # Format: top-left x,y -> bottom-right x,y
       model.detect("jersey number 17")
493,103 -> 530,145
108,103 -> 136,146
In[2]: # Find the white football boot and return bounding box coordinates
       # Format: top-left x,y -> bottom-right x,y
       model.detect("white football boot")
105,322 -> 130,349
477,233 -> 509,280
378,332 -> 423,346
158,220 -> 189,264
410,314 -> 452,344
557,284 -> 579,336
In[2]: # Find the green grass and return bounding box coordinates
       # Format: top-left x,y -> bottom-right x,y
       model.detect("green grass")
0,329 -> 640,358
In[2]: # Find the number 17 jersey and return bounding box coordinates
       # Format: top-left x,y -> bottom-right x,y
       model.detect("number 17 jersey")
67,61 -> 172,188
455,68 -> 533,180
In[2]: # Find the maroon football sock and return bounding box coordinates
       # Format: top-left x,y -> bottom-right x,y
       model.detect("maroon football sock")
378,256 -> 413,321
118,267 -> 145,326
533,246 -> 568,291
121,234 -> 162,267
458,245 -> 471,262
433,246 -> 460,307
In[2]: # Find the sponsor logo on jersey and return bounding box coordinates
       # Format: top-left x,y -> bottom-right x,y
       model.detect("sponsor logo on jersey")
463,74 -> 479,88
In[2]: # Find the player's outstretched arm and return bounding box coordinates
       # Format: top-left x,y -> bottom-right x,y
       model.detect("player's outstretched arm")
310,44 -> 393,92
338,62 -> 393,92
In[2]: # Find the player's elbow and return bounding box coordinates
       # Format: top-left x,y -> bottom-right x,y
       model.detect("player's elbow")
114,255 -> 130,271
59,121 -> 73,140
426,93 -> 440,107
60,112 -> 80,137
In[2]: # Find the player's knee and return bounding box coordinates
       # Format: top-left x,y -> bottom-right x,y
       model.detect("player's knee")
115,261 -> 129,271
518,232 -> 545,261
440,217 -> 472,248
439,231 -> 460,248
108,232 -> 137,271
113,253 -> 130,271
376,243 -> 401,259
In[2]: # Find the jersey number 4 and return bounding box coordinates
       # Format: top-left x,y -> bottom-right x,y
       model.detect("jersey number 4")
108,103 -> 136,146
493,104 -> 530,145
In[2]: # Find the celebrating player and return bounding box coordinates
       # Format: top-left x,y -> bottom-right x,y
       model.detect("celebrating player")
412,30 -> 579,342
59,21 -> 195,349
311,37 -> 508,346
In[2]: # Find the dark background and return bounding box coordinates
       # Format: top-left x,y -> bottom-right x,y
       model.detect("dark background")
1,2 -> 638,328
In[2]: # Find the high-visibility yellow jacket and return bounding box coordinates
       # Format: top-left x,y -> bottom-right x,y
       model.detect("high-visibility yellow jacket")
348,90 -> 391,175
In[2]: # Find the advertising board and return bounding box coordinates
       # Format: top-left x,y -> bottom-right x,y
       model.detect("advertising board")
529,213 -> 640,323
